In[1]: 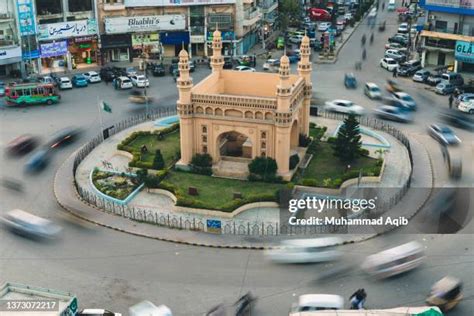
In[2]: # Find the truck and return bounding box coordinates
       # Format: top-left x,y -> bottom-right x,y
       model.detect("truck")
0,282 -> 78,316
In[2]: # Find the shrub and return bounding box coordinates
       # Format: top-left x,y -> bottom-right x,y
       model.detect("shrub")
144,175 -> 161,188
302,179 -> 318,186
327,136 -> 337,143
309,122 -> 317,129
153,149 -> 165,169
299,134 -> 311,147
333,178 -> 343,187
359,148 -> 370,156
191,153 -> 213,168
248,157 -> 278,181
158,181 -> 178,194
376,158 -> 384,167
289,154 -> 300,170
323,178 -> 333,187
135,169 -> 148,182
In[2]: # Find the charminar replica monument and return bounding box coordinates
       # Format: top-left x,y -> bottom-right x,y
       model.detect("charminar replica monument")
175,28 -> 312,181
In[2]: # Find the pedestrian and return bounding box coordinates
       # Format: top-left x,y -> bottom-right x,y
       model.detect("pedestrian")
392,67 -> 397,78
362,49 -> 367,60
370,33 -> 374,44
449,94 -> 454,109
382,2 -> 385,10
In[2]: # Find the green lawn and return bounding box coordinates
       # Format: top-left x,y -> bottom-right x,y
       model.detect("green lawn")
162,171 -> 287,212
127,131 -> 180,167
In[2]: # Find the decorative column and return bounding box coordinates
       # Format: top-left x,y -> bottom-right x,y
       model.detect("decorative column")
210,27 -> 224,75
298,34 -> 312,136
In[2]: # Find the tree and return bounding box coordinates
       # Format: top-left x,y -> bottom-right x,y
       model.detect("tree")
153,149 -> 165,169
248,157 -> 278,181
277,0 -> 302,31
332,114 -> 362,163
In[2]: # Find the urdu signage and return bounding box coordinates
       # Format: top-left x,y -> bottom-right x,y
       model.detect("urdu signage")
38,20 -> 97,41
124,0 -> 235,7
105,15 -> 186,34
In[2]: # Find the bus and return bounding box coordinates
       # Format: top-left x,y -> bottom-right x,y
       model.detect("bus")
4,82 -> 60,106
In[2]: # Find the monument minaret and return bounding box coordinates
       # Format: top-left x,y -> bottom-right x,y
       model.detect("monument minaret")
298,34 -> 312,136
176,46 -> 194,166
210,25 -> 224,75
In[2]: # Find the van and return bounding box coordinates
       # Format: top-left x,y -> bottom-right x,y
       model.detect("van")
388,0 -> 396,11
362,241 -> 424,279
441,72 -> 464,87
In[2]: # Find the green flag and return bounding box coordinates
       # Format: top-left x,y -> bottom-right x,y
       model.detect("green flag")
101,101 -> 112,113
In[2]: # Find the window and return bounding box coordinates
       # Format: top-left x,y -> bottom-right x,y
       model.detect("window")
202,125 -> 207,133
261,151 -> 266,157
261,141 -> 266,149
36,0 -> 62,15
202,135 -> 207,143
261,131 -> 266,139
202,146 -> 208,153
68,0 -> 92,12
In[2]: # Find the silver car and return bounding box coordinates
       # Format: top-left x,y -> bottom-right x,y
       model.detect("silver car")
374,105 -> 412,123
428,124 -> 461,145
1,209 -> 62,239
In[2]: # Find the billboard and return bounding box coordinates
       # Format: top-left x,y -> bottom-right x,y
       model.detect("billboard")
455,41 -> 474,63
425,0 -> 472,8
124,0 -> 235,7
40,41 -> 69,58
16,0 -> 36,36
38,20 -> 97,41
105,15 -> 186,34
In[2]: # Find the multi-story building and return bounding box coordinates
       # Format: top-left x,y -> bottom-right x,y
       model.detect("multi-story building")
419,0 -> 474,74
96,0 -> 262,64
34,0 -> 99,72
0,0 -> 22,77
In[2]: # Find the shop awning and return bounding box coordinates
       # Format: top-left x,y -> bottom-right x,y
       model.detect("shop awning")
421,31 -> 474,42
159,31 -> 189,45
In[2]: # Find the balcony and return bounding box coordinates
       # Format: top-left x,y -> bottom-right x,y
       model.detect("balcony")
243,8 -> 262,27
258,0 -> 278,13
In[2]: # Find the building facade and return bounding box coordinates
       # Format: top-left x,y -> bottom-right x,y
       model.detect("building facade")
419,0 -> 474,73
0,0 -> 22,77
176,30 -> 312,180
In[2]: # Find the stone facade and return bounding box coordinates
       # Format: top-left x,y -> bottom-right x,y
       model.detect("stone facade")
176,28 -> 312,180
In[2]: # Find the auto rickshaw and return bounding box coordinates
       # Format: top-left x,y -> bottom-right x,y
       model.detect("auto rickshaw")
128,89 -> 154,104
386,79 -> 402,94
426,276 -> 463,311
344,73 -> 357,89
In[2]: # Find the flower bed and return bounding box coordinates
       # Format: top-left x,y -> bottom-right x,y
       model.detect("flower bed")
91,169 -> 143,202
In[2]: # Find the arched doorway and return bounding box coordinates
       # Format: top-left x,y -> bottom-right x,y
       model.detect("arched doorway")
290,120 -> 299,149
218,131 -> 252,159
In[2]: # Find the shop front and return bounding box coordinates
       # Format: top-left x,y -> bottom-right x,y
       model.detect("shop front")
100,34 -> 133,63
455,40 -> 474,74
132,33 -> 162,60
0,46 -> 22,77
160,31 -> 190,57
39,40 -> 69,72
70,35 -> 99,68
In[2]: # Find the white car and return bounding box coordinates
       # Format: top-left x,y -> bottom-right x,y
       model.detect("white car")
344,13 -> 353,21
58,77 -> 72,90
398,22 -> 409,33
380,57 -> 399,71
234,66 -> 255,72
290,294 -> 344,314
318,22 -> 332,32
1,209 -> 62,239
428,124 -> 461,145
262,59 -> 280,71
130,75 -> 150,88
458,100 -> 474,114
324,99 -> 365,115
77,309 -> 121,316
265,238 -> 342,264
83,71 -> 101,83
384,49 -> 406,61
392,92 -> 417,110
364,82 -> 382,99
384,42 -> 407,51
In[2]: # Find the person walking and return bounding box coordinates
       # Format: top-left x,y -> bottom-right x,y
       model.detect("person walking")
392,67 -> 398,78
449,94 -> 454,109
370,33 -> 374,44
362,48 -> 367,60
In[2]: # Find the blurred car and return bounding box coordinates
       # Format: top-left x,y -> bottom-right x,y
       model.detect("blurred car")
318,22 -> 332,31
290,294 -> 344,314
344,12 -> 353,21
265,238 -> 342,263
441,72 -> 464,87
71,74 -> 88,87
77,309 -> 121,316
58,77 -> 72,90
380,57 -> 399,71
130,75 -> 150,88
441,145 -> 463,179
412,69 -> 431,83
344,73 -> 357,89
6,134 -> 38,156
384,49 -> 406,62
151,63 -> 165,76
427,73 -> 444,86
336,20 -> 345,31
24,149 -> 51,172
47,127 -> 81,148
392,92 -> 417,110
38,75 -> 57,86
454,93 -> 474,107
398,22 -> 409,33
374,105 -> 412,122
234,66 -> 255,72
428,124 -> 461,145
436,81 -> 456,95
364,82 -> 382,99
289,34 -> 304,44
325,99 -> 365,115
83,71 -> 101,83
1,209 -> 62,239
426,276 -> 463,312
439,109 -> 474,131
0,80 -> 5,96
458,100 -> 474,114
397,60 -> 421,76
263,59 -> 280,71
129,301 -> 171,316
287,53 -> 300,63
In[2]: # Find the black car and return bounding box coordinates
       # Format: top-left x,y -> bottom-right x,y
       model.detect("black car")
47,127 -> 81,149
111,66 -> 127,77
388,35 -> 408,46
189,60 -> 196,72
151,63 -> 165,76
439,110 -> 474,131
427,73 -> 444,86
100,67 -> 116,82
397,60 -> 422,77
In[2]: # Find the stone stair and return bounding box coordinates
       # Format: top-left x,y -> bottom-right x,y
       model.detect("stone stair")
212,157 -> 251,180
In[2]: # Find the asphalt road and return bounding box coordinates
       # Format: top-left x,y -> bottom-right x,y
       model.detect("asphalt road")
0,4 -> 473,316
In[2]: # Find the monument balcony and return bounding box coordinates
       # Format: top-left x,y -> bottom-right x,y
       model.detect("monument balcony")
191,93 -> 277,111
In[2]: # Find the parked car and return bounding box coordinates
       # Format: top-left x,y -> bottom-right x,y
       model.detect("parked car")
223,56 -> 234,69
385,42 -> 407,50
454,93 -> 474,107
324,99 -> 365,115
392,92 -> 417,110
125,66 -> 137,77
290,294 -> 344,313
113,76 -> 133,90
1,209 -> 62,239
427,73 -> 444,86
458,100 -> 474,114
441,72 -> 464,87
318,22 -> 332,32
384,49 -> 406,62
24,149 -> 51,172
188,60 -> 196,72
71,74 -> 88,87
130,75 -> 150,88
374,105 -> 412,122
83,71 -> 101,83
364,82 -> 382,99
344,12 -> 353,21
380,58 -> 399,71
234,66 -> 255,72
38,76 -> 57,86
289,34 -> 304,44
388,35 -> 408,46
58,77 -> 72,89
398,22 -> 409,33
336,20 -> 345,31
412,69 -> 431,83
436,81 -> 456,95
6,134 -> 38,156
263,59 -> 280,71
397,60 -> 422,76
344,73 -> 357,89
151,63 -> 165,76
99,67 -> 116,82
428,124 -> 461,145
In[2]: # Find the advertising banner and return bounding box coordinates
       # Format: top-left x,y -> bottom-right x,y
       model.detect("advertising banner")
38,20 -> 97,41
16,0 -> 36,36
455,41 -> 474,63
207,31 -> 235,42
0,47 -> 22,60
105,15 -> 186,34
40,41 -> 69,58
124,0 -> 235,7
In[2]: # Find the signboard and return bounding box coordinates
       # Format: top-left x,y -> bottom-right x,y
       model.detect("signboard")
191,35 -> 205,43
132,33 -> 160,48
40,41 -> 68,58
455,40 -> 474,63
207,31 -> 235,42
0,47 -> 22,60
16,0 -> 36,36
425,0 -> 472,8
38,20 -> 97,41
125,0 -> 235,7
21,34 -> 39,60
105,15 -> 185,34
206,219 -> 222,234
